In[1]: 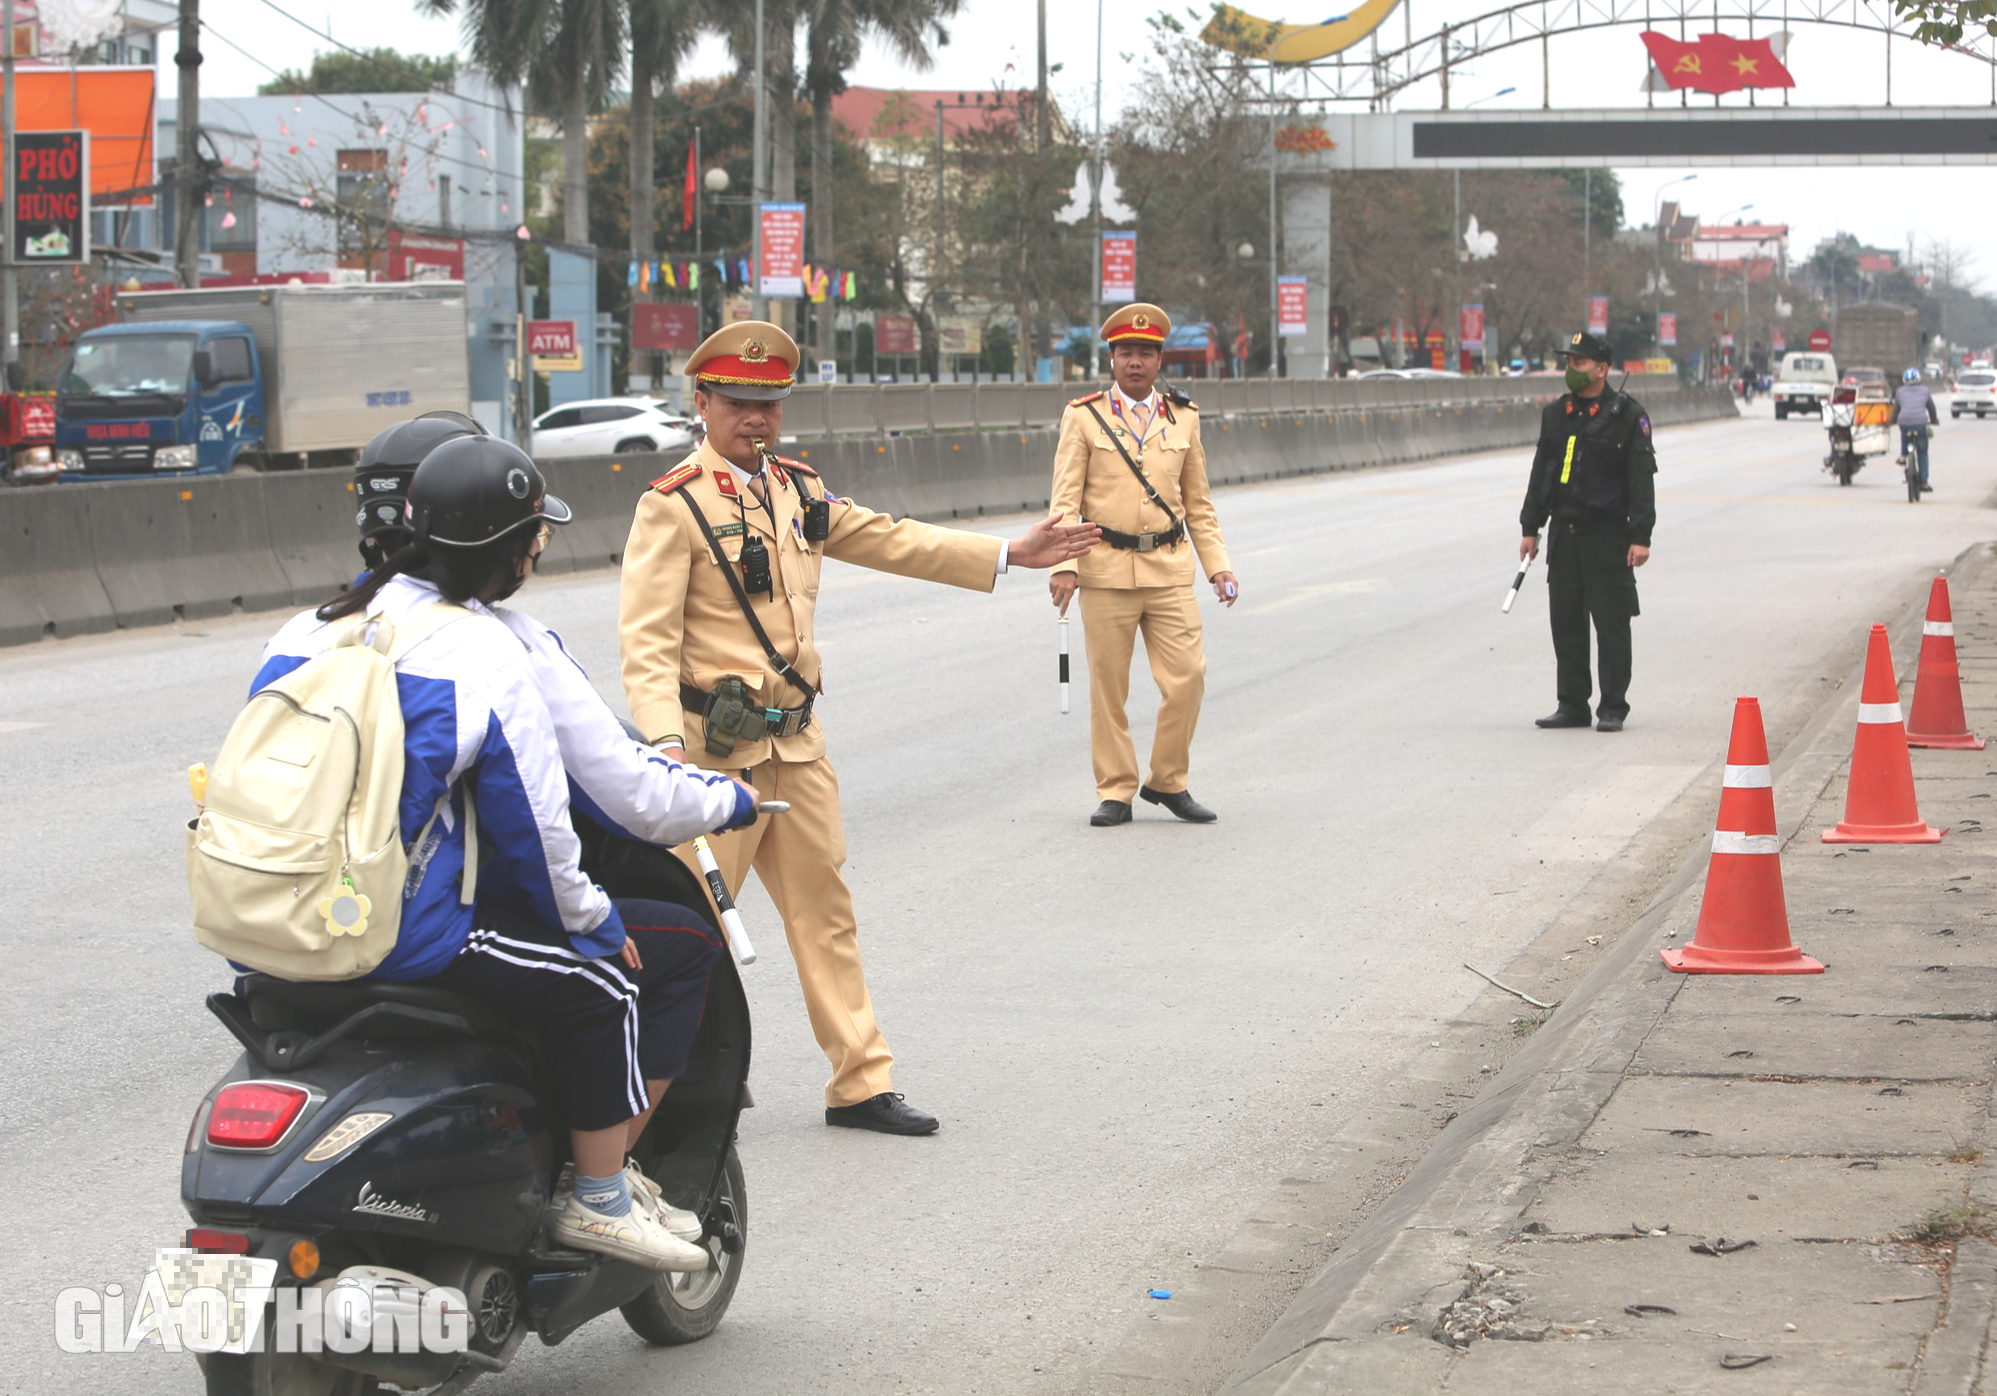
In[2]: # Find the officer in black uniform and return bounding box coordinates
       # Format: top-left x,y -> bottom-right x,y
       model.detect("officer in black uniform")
1518,331 -> 1657,733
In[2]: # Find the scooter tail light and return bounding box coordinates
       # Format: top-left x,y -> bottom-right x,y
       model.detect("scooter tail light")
207,1082 -> 311,1150
187,1229 -> 252,1255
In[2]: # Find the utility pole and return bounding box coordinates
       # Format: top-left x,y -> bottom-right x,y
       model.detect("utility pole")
750,0 -> 766,321
515,245 -> 533,454
1090,0 -> 1103,381
1267,64 -> 1278,378
174,0 -> 202,287
2,0 -> 18,375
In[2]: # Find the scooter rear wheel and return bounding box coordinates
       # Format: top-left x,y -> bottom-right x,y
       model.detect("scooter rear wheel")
620,1146 -> 747,1345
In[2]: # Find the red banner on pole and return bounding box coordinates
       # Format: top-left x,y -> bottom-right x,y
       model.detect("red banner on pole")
1100,231 -> 1136,302
632,303 -> 700,352
875,314 -> 918,356
1276,277 -> 1308,336
1460,303 -> 1485,351
1587,296 -> 1609,336
758,202 -> 806,298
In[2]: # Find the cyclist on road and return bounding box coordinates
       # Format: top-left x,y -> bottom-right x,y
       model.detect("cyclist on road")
1894,367 -> 1939,494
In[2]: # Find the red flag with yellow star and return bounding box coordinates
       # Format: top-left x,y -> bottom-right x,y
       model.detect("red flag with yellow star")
1641,31 -> 1795,94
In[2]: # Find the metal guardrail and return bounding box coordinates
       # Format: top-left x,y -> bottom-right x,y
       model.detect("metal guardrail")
781,372 -> 1681,437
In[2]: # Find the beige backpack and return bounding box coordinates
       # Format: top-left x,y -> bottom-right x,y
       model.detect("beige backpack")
187,604 -> 478,981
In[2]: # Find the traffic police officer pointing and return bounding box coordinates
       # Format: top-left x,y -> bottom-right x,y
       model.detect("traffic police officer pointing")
618,321 -> 1097,1134
1518,330 -> 1657,732
1049,303 -> 1237,826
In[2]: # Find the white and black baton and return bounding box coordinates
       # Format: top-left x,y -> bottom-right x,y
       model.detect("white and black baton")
1502,548 -> 1536,614
690,801 -> 787,967
1058,612 -> 1071,714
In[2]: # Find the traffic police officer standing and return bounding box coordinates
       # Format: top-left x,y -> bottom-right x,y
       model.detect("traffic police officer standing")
1518,331 -> 1657,732
1049,303 -> 1238,826
618,321 -> 1098,1134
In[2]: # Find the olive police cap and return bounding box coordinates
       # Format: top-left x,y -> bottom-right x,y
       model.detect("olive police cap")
1101,303 -> 1172,345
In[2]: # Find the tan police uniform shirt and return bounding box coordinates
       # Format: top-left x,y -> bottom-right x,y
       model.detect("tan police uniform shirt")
1049,388 -> 1231,588
619,437 -> 1005,764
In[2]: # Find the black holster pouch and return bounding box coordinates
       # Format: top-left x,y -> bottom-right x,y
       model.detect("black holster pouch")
702,676 -> 756,758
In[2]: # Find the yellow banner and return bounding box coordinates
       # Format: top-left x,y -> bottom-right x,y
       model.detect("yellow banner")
1200,0 -> 1404,64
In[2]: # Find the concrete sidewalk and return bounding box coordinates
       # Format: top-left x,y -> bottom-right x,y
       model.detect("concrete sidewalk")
1223,542 -> 1997,1394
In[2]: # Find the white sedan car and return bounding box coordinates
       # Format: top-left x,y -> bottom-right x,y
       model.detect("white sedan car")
531,399 -> 698,459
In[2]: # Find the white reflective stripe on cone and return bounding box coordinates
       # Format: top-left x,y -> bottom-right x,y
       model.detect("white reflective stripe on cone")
1712,831 -> 1781,855
1924,620 -> 1955,638
1857,702 -> 1905,725
1723,764 -> 1772,788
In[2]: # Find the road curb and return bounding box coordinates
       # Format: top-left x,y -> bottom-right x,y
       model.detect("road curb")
1219,539 -> 1996,1393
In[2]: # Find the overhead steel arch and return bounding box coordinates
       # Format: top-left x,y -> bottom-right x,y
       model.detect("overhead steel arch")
1257,0 -> 1997,108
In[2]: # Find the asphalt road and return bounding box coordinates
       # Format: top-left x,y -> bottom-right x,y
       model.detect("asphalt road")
2,396 -> 1990,1396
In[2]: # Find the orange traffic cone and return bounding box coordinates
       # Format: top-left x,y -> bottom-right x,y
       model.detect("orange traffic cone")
1907,577 -> 1985,750
1664,697 -> 1823,975
1824,624 -> 1944,844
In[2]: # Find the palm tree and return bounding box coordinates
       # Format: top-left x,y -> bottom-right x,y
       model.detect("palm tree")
802,0 -> 961,362
419,0 -> 627,246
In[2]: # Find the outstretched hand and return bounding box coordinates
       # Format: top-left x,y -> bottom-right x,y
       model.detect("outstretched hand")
1009,513 -> 1101,570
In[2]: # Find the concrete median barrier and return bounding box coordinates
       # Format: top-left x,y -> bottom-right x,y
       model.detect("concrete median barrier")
0,384 -> 1742,648
90,475 -> 292,629
0,485 -> 115,644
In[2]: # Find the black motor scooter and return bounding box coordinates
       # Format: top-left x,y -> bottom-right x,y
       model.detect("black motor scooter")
180,829 -> 751,1396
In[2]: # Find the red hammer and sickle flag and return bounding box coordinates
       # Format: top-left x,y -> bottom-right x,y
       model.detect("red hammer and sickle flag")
1641,31 -> 1795,94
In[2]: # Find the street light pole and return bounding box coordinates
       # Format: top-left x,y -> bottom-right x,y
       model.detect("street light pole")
750,0 -> 766,321
2,0 -> 17,374
1266,63 -> 1278,378
1652,173 -> 1697,353
1091,0 -> 1103,381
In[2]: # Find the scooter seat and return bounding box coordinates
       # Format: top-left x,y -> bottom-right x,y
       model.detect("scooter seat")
242,974 -> 512,1038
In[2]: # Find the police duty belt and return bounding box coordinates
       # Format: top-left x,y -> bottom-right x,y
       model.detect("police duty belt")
1082,401 -> 1186,552
676,491 -> 820,703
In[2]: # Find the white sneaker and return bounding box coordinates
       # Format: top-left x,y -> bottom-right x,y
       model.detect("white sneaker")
551,1193 -> 710,1271
623,1161 -> 704,1242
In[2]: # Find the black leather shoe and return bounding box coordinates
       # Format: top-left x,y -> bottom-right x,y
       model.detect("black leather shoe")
825,1092 -> 939,1135
1090,800 -> 1132,827
1596,716 -> 1625,732
1139,786 -> 1218,823
1535,710 -> 1591,729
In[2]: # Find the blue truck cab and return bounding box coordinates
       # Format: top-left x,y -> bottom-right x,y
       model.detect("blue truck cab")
55,321 -> 263,478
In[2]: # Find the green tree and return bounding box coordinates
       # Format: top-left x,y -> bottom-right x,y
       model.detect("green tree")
419,0 -> 627,244
258,47 -> 460,95
801,0 -> 962,361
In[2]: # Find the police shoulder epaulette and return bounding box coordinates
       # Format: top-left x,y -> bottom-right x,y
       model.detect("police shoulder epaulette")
1069,391 -> 1105,407
649,463 -> 701,494
776,455 -> 819,478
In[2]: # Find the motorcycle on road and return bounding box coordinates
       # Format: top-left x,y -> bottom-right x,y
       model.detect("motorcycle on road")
179,827 -> 752,1396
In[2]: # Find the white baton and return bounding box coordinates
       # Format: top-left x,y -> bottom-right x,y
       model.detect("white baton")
1058,614 -> 1071,714
691,835 -> 755,966
1503,550 -> 1536,614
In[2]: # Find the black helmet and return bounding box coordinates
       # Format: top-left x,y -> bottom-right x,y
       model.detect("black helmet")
408,436 -> 572,549
355,412 -> 487,553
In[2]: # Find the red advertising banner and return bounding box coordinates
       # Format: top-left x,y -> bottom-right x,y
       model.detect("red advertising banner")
1460,302 -> 1485,350
875,313 -> 918,356
1100,231 -> 1136,302
1771,330 -> 1786,353
1276,276 -> 1308,336
387,229 -> 465,282
1658,311 -> 1678,347
1587,296 -> 1609,336
758,202 -> 806,298
631,302 -> 700,352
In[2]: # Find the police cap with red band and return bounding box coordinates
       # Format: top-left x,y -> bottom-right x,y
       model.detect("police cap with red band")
686,320 -> 800,401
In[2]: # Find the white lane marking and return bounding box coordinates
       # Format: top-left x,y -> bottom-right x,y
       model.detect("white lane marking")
0,721 -> 46,735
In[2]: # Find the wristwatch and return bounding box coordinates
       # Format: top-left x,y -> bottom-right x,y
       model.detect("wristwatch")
652,733 -> 684,750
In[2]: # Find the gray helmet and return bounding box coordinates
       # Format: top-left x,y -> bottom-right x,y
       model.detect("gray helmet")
355,412 -> 487,555
408,436 -> 572,549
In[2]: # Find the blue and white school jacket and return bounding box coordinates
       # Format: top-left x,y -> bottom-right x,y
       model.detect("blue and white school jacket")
253,575 -> 751,981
